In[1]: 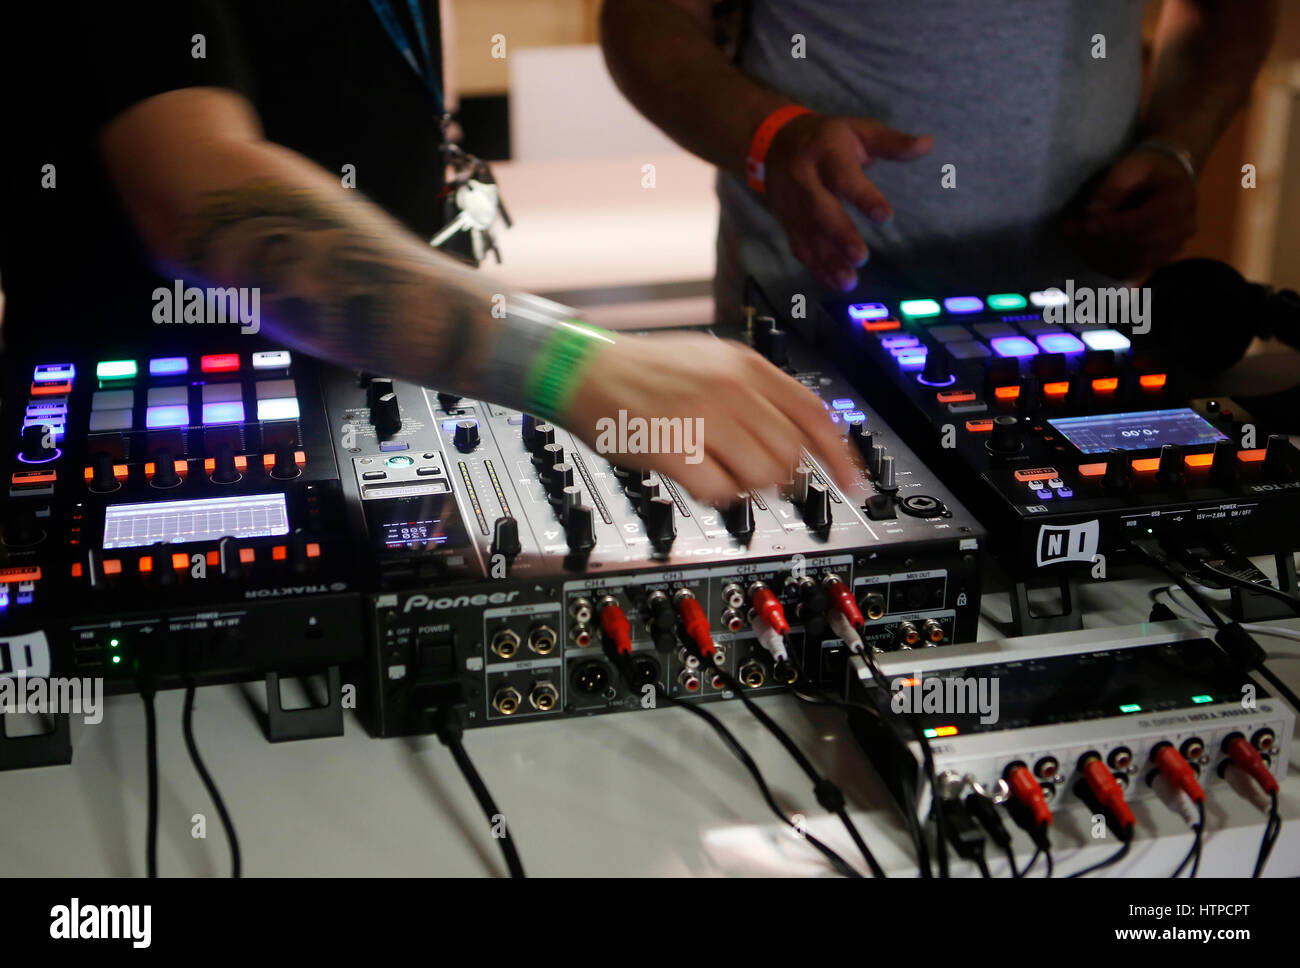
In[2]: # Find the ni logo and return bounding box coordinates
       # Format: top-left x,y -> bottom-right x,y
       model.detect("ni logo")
1035,520 -> 1100,567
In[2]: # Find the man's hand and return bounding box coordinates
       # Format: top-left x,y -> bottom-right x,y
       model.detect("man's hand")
1063,147 -> 1197,282
764,114 -> 932,292
564,331 -> 861,505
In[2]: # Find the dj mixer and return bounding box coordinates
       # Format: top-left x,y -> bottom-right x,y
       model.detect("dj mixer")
814,290 -> 1300,631
1,342 -> 364,764
318,319 -> 984,737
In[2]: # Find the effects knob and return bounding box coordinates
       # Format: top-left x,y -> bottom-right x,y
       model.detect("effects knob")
1209,439 -> 1237,484
868,443 -> 885,478
151,448 -> 182,488
565,505 -> 597,553
530,423 -> 556,454
646,497 -> 676,545
437,391 -> 462,411
803,482 -> 832,529
555,484 -> 584,517
851,425 -> 874,462
20,424 -> 58,462
490,516 -> 522,558
453,418 -> 480,452
988,415 -> 1022,455
794,466 -> 812,505
89,452 -> 119,492
271,442 -> 300,480
218,536 -> 243,579
1263,434 -> 1294,478
611,464 -> 638,483
1103,447 -> 1131,491
211,444 -> 241,484
724,496 -> 754,537
372,392 -> 402,438
366,378 -> 394,410
920,345 -> 951,385
637,473 -> 663,514
532,441 -> 564,473
876,455 -> 898,492
543,461 -> 575,494
1156,443 -> 1183,489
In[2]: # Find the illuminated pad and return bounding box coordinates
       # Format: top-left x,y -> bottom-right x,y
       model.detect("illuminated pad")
1080,329 -> 1131,352
147,386 -> 188,407
33,363 -> 76,382
200,353 -> 240,373
201,401 -> 245,425
986,293 -> 1027,311
96,360 -> 137,380
256,398 -> 300,421
149,357 -> 189,376
847,302 -> 890,321
1035,333 -> 1086,355
102,493 -> 290,549
252,350 -> 292,369
899,299 -> 941,319
879,335 -> 919,349
990,336 -> 1038,358
146,405 -> 190,429
943,296 -> 983,314
1029,289 -> 1069,307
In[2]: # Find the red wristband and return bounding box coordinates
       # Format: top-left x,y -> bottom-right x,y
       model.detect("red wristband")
746,105 -> 814,193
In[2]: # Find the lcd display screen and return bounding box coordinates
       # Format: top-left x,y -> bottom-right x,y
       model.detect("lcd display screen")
1047,408 -> 1227,455
102,493 -> 290,549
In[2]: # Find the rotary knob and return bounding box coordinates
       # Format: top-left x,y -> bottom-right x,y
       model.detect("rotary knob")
521,413 -> 540,448
366,378 -> 394,410
453,418 -> 480,452
868,443 -> 885,478
637,473 -> 663,514
1209,439 -> 1237,484
1156,443 -> 1183,489
794,466 -> 813,505
530,422 -> 556,454
219,536 -> 243,579
765,328 -> 790,368
20,424 -> 58,462
532,441 -> 564,473
988,415 -> 1022,455
1103,447 -> 1130,491
89,452 -> 119,492
646,497 -> 676,545
542,460 -> 575,494
921,345 -> 951,385
211,444 -> 241,484
271,442 -> 300,480
565,504 -> 597,553
1263,434 -> 1294,478
725,496 -> 754,537
554,484 -> 584,517
851,425 -> 874,462
437,391 -> 462,412
876,455 -> 898,492
372,391 -> 402,438
490,516 -> 522,558
3,510 -> 43,548
151,448 -> 182,488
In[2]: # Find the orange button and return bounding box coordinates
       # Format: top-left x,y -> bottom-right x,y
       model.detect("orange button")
71,562 -> 84,578
272,545 -> 287,561
1043,381 -> 1069,396
1013,466 -> 1058,482
1238,449 -> 1266,463
1091,377 -> 1119,392
862,318 -> 901,332
174,459 -> 189,478
172,552 -> 190,570
1131,458 -> 1160,473
239,547 -> 256,564
138,556 -> 153,573
306,542 -> 321,559
1184,453 -> 1214,468
937,389 -> 976,403
144,462 -> 156,478
12,469 -> 57,485
206,550 -> 221,567
30,381 -> 72,396
0,566 -> 41,582
1139,373 -> 1167,389
1078,462 -> 1107,477
994,385 -> 1020,400
965,418 -> 994,432
203,455 -> 249,473
102,559 -> 122,575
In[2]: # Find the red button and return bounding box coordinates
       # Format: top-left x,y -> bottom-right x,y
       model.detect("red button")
200,353 -> 240,373
862,317 -> 901,332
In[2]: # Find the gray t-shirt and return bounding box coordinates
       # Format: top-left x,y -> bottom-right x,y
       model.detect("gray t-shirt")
716,0 -> 1144,320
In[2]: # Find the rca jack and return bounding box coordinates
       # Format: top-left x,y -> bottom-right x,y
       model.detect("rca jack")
490,627 -> 521,659
529,681 -> 559,712
492,686 -> 522,715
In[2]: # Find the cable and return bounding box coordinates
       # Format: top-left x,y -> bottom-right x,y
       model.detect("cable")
789,684 -> 933,877
1067,840 -> 1131,878
1198,560 -> 1300,615
1020,848 -> 1040,877
181,685 -> 241,878
430,704 -> 525,878
1170,804 -> 1204,878
1254,792 -> 1282,878
140,689 -> 159,879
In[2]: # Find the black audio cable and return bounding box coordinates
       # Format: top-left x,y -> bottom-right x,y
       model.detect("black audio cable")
1170,801 -> 1206,878
140,688 -> 159,879
1197,559 -> 1300,615
429,701 -> 525,879
700,657 -> 887,878
181,685 -> 242,878
939,795 -> 991,877
1132,538 -> 1300,715
787,682 -> 934,878
964,790 -> 1019,877
1254,791 -> 1281,878
1066,773 -> 1136,878
1067,840 -> 1131,878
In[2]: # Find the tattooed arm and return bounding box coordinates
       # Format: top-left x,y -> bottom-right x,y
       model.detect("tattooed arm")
97,86 -> 857,501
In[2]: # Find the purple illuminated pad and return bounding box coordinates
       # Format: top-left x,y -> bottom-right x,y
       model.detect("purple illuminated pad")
944,296 -> 984,314
895,349 -> 928,368
991,336 -> 1039,358
848,302 -> 891,321
149,357 -> 188,376
146,404 -> 190,429
880,335 -> 920,349
33,363 -> 75,382
1036,333 -> 1086,355
201,401 -> 245,425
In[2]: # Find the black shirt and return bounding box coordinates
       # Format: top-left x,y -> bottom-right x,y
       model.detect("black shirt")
0,0 -> 445,354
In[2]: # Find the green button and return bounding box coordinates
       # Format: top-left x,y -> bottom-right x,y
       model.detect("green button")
1191,694 -> 1213,704
899,299 -> 941,319
1119,703 -> 1141,713
385,455 -> 414,467
987,293 -> 1028,311
96,359 -> 137,380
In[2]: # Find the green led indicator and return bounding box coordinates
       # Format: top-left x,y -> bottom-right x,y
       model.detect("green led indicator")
109,638 -> 120,648
1191,694 -> 1213,704
386,455 -> 414,467
111,655 -> 122,664
96,359 -> 138,380
987,293 -> 1027,311
1119,703 -> 1142,713
899,299 -> 941,319
922,728 -> 938,738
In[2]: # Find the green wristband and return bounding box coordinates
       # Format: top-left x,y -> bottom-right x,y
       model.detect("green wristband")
523,321 -> 614,422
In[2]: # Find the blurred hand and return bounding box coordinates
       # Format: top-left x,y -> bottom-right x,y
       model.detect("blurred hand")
764,114 -> 932,292
564,332 -> 861,504
1063,147 -> 1197,281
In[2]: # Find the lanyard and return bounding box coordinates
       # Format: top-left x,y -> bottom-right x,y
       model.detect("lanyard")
369,0 -> 444,116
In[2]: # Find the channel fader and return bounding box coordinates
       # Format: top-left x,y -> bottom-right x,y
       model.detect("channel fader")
322,321 -> 986,737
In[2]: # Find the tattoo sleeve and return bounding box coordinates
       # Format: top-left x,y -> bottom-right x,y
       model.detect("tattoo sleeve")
178,178 -> 608,413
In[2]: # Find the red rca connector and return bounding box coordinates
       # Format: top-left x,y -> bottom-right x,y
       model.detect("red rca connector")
747,581 -> 789,635
1080,755 -> 1136,830
673,589 -> 718,664
1223,734 -> 1279,795
1005,762 -> 1053,829
1151,743 -> 1205,804
597,596 -> 632,657
823,574 -> 865,629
